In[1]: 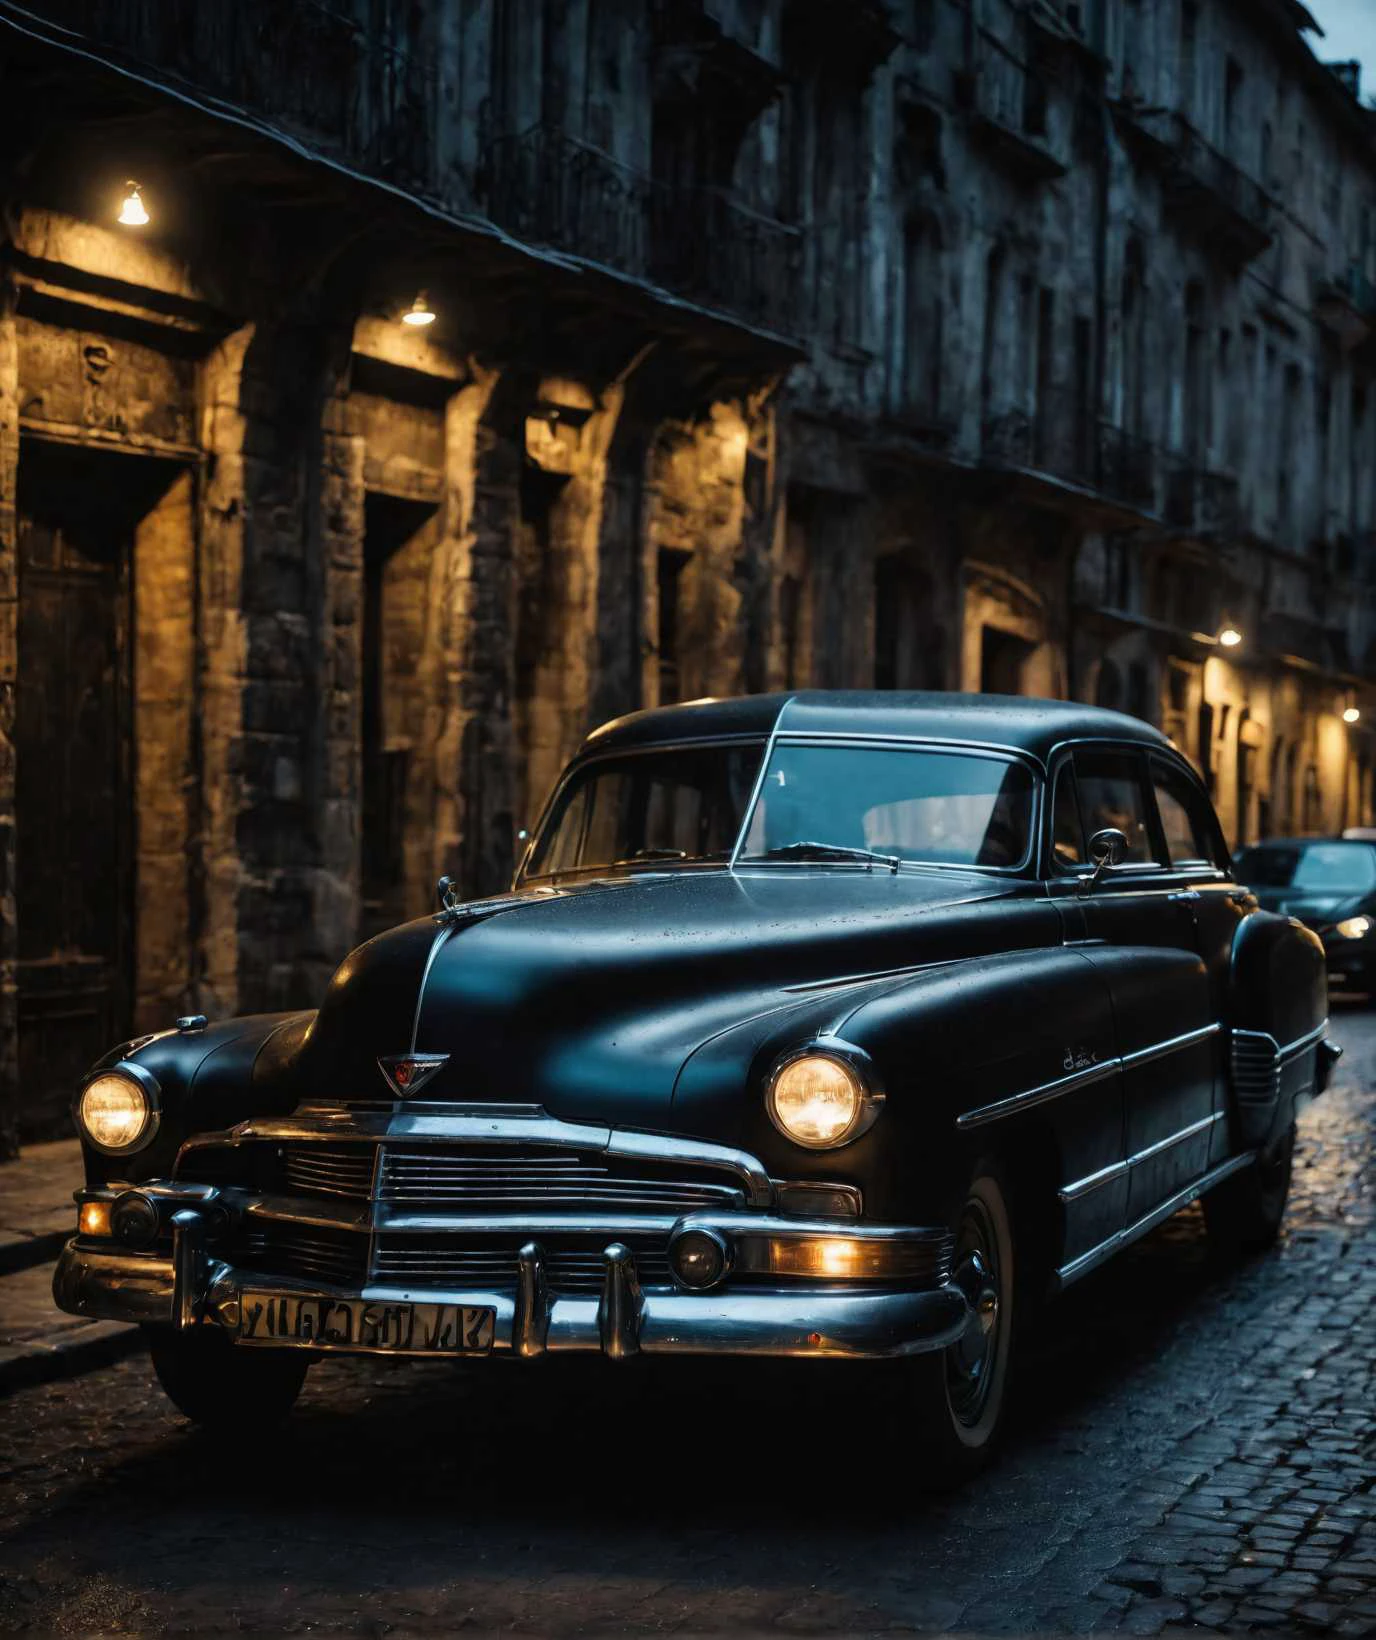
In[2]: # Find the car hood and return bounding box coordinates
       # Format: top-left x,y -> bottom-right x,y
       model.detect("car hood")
292,869 -> 1046,1124
1244,887 -> 1364,927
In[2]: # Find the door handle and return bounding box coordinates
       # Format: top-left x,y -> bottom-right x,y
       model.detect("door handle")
1169,889 -> 1201,903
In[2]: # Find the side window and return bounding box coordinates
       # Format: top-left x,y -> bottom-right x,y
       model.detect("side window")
1073,748 -> 1157,864
1051,767 -> 1084,867
1151,758 -> 1220,870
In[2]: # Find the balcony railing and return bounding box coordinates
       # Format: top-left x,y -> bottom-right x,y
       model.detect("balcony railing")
479,124 -> 802,338
32,0 -> 435,189
1097,423 -> 1158,514
1113,105 -> 1271,263
965,22 -> 1067,181
1163,457 -> 1243,538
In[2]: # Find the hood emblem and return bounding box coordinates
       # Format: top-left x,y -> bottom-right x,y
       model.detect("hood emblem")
378,1053 -> 449,1098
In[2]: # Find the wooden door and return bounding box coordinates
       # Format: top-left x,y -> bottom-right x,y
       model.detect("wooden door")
17,451 -> 134,1136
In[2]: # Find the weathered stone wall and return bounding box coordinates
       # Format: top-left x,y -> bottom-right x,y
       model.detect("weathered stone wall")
0,278 -> 18,1158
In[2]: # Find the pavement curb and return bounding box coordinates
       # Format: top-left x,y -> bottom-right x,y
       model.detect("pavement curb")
0,1317 -> 143,1397
0,1228 -> 70,1277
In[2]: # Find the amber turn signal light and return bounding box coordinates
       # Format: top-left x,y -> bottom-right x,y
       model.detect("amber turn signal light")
78,1200 -> 112,1238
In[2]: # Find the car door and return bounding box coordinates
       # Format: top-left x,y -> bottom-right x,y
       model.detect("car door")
1145,752 -> 1245,1171
1049,743 -> 1220,1228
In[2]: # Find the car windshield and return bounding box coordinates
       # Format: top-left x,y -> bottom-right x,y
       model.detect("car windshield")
1234,842 -> 1376,894
738,742 -> 1036,870
523,742 -> 765,880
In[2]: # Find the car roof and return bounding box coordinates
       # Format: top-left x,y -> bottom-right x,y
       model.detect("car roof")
580,690 -> 1173,768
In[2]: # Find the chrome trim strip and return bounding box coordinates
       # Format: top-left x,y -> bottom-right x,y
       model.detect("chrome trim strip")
956,1057 -> 1118,1128
958,1021 -> 1221,1129
1120,1022 -> 1221,1071
1058,1110 -> 1224,1202
728,696 -> 793,869
410,923 -> 457,1053
1056,1157 -> 1128,1203
1278,1018 -> 1328,1063
1055,1152 -> 1255,1287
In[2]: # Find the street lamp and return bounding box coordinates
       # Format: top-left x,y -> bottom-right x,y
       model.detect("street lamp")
117,181 -> 149,227
402,292 -> 436,327
1344,706 -> 1362,724
1218,626 -> 1243,649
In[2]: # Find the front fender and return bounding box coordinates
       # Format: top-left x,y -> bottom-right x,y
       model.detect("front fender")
80,1012 -> 314,1188
674,947 -> 1113,1221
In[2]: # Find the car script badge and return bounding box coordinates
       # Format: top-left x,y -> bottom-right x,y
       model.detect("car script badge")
378,1053 -> 449,1098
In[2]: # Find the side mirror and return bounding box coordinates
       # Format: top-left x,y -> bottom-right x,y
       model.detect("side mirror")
1080,827 -> 1128,895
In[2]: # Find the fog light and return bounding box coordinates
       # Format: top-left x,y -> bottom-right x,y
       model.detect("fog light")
669,1228 -> 731,1291
78,1200 -> 112,1238
110,1191 -> 161,1249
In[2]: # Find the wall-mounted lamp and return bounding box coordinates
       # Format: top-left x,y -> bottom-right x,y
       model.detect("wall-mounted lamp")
1344,706 -> 1362,725
402,292 -> 436,327
1218,627 -> 1243,649
118,181 -> 149,227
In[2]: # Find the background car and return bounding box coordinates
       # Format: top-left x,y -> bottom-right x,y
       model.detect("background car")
1233,837 -> 1376,999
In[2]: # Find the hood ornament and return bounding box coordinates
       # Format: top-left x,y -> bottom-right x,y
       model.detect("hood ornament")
378,1053 -> 449,1098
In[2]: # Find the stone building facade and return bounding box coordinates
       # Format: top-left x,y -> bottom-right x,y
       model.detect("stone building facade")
2,0 -> 1375,1146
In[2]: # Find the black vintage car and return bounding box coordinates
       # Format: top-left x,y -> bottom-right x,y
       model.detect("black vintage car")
1233,837 -> 1376,998
56,693 -> 1337,1480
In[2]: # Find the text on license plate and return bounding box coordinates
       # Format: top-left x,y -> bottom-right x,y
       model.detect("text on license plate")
238,1291 -> 495,1354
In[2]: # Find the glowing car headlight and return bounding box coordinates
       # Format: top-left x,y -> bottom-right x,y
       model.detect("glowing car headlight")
76,1067 -> 159,1155
765,1046 -> 882,1150
1333,916 -> 1372,940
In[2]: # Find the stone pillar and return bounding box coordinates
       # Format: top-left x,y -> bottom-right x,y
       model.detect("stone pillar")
312,353 -> 366,974
0,277 -> 17,1157
133,469 -> 196,1033
196,325 -> 252,1021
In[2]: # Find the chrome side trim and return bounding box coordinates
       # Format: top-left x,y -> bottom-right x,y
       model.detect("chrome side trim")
1120,1022 -> 1221,1071
1055,1152 -> 1255,1287
957,1057 -> 1118,1128
1058,1110 -> 1224,1202
958,1021 -> 1221,1130
1278,1018 -> 1329,1063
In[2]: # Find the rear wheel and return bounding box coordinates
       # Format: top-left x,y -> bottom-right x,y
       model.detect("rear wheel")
894,1165 -> 1017,1487
146,1325 -> 309,1431
1203,1122 -> 1295,1256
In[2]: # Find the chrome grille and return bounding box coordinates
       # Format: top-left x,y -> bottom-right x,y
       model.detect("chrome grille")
238,1222 -> 369,1289
372,1233 -> 674,1294
377,1145 -> 744,1213
1231,1030 -> 1281,1108
282,1145 -> 376,1199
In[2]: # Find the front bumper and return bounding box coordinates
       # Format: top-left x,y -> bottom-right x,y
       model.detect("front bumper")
53,1229 -> 970,1362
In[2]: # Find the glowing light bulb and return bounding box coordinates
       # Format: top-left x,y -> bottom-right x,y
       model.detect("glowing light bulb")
1344,706 -> 1361,724
118,181 -> 149,227
402,292 -> 436,327
1218,627 -> 1243,649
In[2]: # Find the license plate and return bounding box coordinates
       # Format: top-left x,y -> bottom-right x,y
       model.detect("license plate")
237,1291 -> 495,1355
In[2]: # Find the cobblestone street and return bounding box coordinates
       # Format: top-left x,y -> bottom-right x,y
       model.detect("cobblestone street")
1,1015 -> 1372,1637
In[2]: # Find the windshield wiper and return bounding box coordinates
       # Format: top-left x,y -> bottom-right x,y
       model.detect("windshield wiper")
757,841 -> 902,873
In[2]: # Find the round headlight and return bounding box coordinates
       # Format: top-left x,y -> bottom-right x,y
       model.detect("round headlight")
766,1050 -> 871,1149
77,1069 -> 157,1154
1334,915 -> 1372,940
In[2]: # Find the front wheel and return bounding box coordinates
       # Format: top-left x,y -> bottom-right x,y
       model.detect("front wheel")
1203,1122 -> 1295,1256
145,1325 -> 309,1431
890,1166 -> 1018,1488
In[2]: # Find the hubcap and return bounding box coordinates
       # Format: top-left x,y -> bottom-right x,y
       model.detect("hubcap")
945,1202 -> 1002,1427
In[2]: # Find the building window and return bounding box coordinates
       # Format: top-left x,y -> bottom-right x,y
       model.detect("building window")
981,625 -> 1035,695
1223,56 -> 1243,154
779,573 -> 803,689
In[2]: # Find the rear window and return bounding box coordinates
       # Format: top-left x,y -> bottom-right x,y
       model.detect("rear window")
1234,842 -> 1376,893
